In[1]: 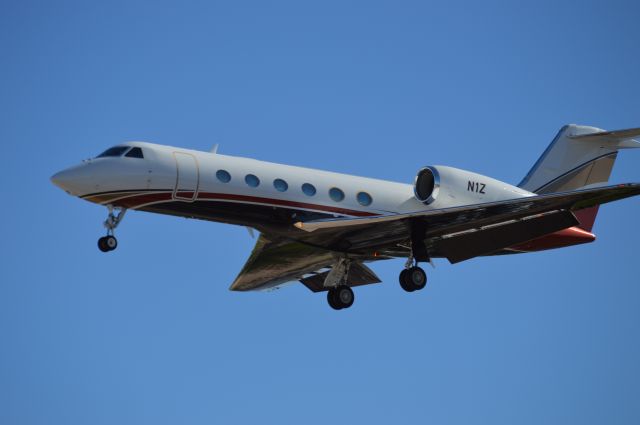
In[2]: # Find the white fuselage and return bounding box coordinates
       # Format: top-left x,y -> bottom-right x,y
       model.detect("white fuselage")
51,141 -> 533,231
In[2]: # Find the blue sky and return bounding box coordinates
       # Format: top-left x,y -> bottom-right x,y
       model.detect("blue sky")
2,1 -> 640,424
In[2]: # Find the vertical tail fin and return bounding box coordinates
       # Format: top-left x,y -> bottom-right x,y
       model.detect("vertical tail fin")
519,124 -> 640,230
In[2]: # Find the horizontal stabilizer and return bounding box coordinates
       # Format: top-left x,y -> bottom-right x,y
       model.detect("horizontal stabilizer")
569,127 -> 640,149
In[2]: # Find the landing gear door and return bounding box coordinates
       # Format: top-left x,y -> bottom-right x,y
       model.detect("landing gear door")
173,152 -> 199,202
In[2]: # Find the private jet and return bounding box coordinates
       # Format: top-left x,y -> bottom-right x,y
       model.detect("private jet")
51,124 -> 640,310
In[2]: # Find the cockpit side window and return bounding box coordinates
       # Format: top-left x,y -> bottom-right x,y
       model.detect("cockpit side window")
125,147 -> 144,158
96,146 -> 129,158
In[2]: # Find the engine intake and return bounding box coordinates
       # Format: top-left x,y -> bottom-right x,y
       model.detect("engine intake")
414,166 -> 440,204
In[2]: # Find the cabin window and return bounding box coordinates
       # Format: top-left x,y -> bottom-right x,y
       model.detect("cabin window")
273,178 -> 288,192
245,174 -> 260,187
216,170 -> 231,183
329,187 -> 345,202
301,183 -> 316,196
357,191 -> 373,206
96,146 -> 129,158
125,147 -> 144,158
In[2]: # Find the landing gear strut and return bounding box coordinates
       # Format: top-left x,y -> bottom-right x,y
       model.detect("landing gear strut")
399,256 -> 427,292
324,258 -> 355,310
98,205 -> 126,253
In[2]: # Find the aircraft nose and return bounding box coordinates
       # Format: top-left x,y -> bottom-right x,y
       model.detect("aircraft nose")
50,164 -> 90,196
51,168 -> 75,194
50,170 -> 68,188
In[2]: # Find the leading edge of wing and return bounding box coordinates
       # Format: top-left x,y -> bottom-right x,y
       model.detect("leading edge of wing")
294,183 -> 640,233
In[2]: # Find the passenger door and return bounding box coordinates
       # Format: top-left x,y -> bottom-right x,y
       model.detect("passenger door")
173,152 -> 199,201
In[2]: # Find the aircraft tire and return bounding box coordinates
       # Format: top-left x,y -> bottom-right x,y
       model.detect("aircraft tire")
400,267 -> 427,291
327,288 -> 342,310
98,237 -> 110,252
335,285 -> 354,309
399,269 -> 415,292
407,266 -> 427,290
105,235 -> 118,251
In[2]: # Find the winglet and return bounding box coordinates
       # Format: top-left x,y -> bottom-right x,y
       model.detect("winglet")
210,143 -> 219,154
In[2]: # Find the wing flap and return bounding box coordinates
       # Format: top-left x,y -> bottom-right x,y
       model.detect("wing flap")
435,210 -> 579,263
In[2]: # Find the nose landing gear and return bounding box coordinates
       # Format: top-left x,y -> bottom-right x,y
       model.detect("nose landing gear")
98,235 -> 118,252
98,205 -> 126,252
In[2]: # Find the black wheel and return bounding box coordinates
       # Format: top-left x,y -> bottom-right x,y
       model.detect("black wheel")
407,266 -> 427,290
399,269 -> 415,292
327,288 -> 342,310
335,285 -> 354,309
327,286 -> 354,310
400,267 -> 427,291
98,236 -> 110,252
105,235 -> 118,251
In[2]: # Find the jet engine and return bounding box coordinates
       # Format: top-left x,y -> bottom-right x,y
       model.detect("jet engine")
413,165 -> 533,207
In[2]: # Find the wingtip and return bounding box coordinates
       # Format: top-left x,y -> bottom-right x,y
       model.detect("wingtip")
229,279 -> 251,291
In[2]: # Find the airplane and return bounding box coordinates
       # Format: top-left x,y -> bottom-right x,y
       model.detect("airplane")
51,124 -> 640,310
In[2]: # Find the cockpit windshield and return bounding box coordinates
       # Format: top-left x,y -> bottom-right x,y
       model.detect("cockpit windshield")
96,146 -> 130,158
125,147 -> 144,158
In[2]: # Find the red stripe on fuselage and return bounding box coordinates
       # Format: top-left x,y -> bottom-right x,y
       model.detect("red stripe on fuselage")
114,192 -> 173,208
196,192 -> 378,217
91,190 -> 379,217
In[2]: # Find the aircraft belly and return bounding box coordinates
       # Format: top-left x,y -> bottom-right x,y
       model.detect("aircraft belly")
137,199 -> 333,230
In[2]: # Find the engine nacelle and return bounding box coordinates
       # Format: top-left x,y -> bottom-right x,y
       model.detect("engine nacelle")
414,165 -> 533,207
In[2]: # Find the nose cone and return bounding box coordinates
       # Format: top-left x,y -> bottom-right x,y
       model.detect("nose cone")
52,155 -> 151,199
51,168 -> 75,194
50,170 -> 69,189
50,164 -> 91,196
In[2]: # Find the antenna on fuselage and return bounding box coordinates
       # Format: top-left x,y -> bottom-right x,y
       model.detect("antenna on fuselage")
210,144 -> 219,154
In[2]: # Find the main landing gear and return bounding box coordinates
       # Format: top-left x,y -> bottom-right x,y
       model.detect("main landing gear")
324,258 -> 356,310
323,255 -> 429,310
399,257 -> 428,292
327,285 -> 355,310
98,205 -> 126,253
